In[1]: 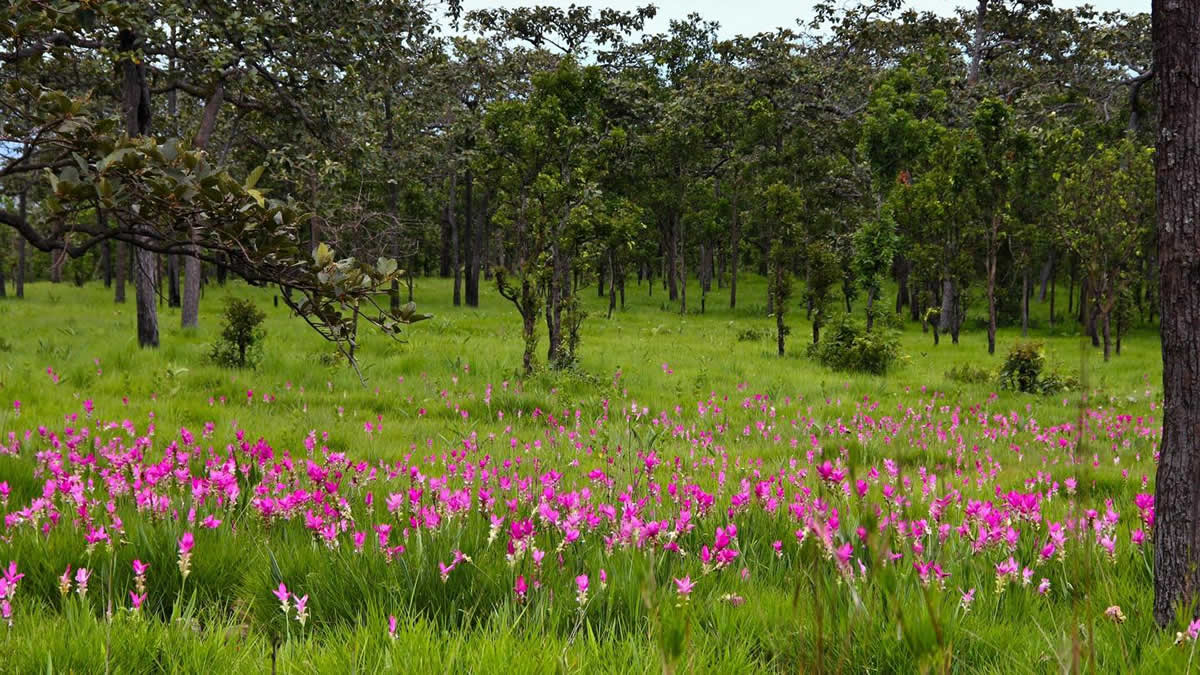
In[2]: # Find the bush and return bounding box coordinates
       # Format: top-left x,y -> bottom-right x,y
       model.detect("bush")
209,298 -> 267,369
945,363 -> 992,384
997,341 -> 1076,394
735,326 -> 770,342
808,317 -> 901,375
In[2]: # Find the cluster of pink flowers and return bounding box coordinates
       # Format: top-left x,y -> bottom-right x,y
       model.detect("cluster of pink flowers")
0,380 -> 1164,625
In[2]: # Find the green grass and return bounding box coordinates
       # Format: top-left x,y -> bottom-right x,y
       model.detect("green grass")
0,274 -> 1183,673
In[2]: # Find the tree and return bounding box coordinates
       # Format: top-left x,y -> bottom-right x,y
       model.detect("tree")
1152,0 -> 1200,629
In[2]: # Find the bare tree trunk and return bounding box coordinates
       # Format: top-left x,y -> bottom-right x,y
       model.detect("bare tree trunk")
49,249 -> 65,283
464,167 -> 479,307
114,242 -> 127,302
14,192 -> 25,299
1152,0 -> 1200,627
938,276 -> 955,336
450,170 -> 461,307
729,194 -> 740,309
1021,270 -> 1030,337
121,28 -> 157,348
967,0 -> 990,87
167,254 -> 181,307
102,240 -> 112,288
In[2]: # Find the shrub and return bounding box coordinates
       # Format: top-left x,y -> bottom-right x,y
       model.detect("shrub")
736,327 -> 770,342
997,341 -> 1076,394
210,298 -> 267,369
808,317 -> 901,375
945,363 -> 992,384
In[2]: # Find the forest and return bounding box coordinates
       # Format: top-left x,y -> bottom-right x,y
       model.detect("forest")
5,0 -> 1200,672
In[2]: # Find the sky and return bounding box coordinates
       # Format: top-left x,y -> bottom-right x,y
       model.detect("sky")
459,0 -> 1149,40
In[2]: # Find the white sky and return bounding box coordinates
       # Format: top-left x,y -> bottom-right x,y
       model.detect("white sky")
459,0 -> 1149,39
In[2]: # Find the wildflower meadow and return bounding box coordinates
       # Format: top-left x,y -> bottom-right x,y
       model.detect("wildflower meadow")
0,277 -> 1190,673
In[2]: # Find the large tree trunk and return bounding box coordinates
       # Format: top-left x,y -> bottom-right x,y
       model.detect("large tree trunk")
464,167 -> 479,307
967,0 -> 990,86
729,195 -> 740,309
1021,270 -> 1030,337
1153,0 -> 1200,628
102,240 -> 112,288
1038,249 -> 1054,301
450,170 -> 461,307
167,254 -> 181,307
938,276 -> 956,336
181,81 -> 224,329
15,191 -> 26,299
121,28 -> 157,348
114,241 -> 127,302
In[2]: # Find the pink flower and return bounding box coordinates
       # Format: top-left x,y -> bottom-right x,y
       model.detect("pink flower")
575,574 -> 589,605
75,567 -> 90,597
178,532 -> 194,555
273,583 -> 290,613
294,594 -> 309,626
960,588 -> 976,613
515,575 -> 528,601
388,615 -> 398,638
132,560 -> 149,577
674,576 -> 695,597
1037,578 -> 1051,595
130,591 -> 146,611
201,515 -> 222,529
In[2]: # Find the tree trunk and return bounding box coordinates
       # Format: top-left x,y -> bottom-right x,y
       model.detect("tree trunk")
607,250 -> 617,319
1102,311 -> 1112,361
968,0 -> 990,87
729,195 -> 740,309
1049,268 -> 1056,329
182,254 -> 200,328
102,240 -> 112,288
121,28 -> 157,348
1038,249 -> 1054,301
14,192 -> 25,299
464,167 -> 479,307
938,276 -> 955,336
1153,0 -> 1200,627
49,249 -> 65,283
1021,270 -> 1030,337
114,242 -> 127,302
167,254 -> 181,307
866,288 -> 876,332
894,256 -> 910,314
450,170 -> 461,307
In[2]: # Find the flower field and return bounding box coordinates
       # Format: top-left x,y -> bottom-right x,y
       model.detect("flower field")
0,280 -> 1189,672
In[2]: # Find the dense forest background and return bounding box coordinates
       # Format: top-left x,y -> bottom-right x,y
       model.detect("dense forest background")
1,0 -> 1154,367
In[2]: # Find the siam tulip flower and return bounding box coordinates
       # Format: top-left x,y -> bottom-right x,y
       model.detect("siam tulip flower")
129,591 -> 146,612
599,569 -> 608,590
959,588 -> 976,614
1037,578 -> 1051,595
178,532 -> 194,578
294,594 -> 309,626
75,567 -> 90,598
388,615 -> 398,639
674,576 -> 695,598
515,575 -> 528,602
273,583 -> 290,614
1104,605 -> 1126,624
1,599 -> 10,626
1132,529 -> 1146,546
575,574 -> 589,606
720,593 -> 745,607
772,540 -> 783,558
58,566 -> 72,596
132,560 -> 149,595
201,515 -> 222,529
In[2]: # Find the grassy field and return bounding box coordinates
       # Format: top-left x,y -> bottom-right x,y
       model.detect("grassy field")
0,274 -> 1186,673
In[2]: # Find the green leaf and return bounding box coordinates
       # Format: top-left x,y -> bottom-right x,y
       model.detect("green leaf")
245,165 -> 265,190
313,243 -> 334,267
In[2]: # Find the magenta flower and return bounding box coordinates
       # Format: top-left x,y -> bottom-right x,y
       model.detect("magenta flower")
273,583 -> 290,613
575,574 -> 589,605
674,576 -> 695,597
132,560 -> 149,577
178,532 -> 194,577
294,594 -> 309,626
75,567 -> 90,597
130,591 -> 146,611
515,575 -> 528,601
388,614 -> 398,638
200,515 -> 221,529
960,587 -> 976,613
